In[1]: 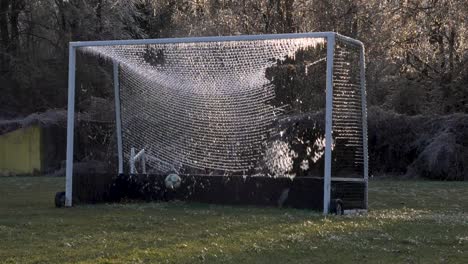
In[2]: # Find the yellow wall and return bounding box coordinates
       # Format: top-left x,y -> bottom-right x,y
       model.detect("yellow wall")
0,125 -> 41,176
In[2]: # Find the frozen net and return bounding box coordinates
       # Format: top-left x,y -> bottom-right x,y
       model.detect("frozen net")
331,37 -> 366,178
80,38 -> 326,174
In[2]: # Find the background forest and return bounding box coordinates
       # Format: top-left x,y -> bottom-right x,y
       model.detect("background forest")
0,0 -> 467,179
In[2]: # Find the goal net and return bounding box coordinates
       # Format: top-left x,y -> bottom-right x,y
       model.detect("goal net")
67,33 -> 367,213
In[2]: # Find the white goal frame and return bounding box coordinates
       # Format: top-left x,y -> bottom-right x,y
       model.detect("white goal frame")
65,32 -> 368,214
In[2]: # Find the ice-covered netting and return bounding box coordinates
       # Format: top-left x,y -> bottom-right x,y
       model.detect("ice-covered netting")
332,37 -> 365,178
80,38 -> 325,173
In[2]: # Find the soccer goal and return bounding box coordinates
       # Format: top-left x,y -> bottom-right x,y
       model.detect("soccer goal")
64,32 -> 368,214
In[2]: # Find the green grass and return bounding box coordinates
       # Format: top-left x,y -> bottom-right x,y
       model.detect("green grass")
0,177 -> 467,263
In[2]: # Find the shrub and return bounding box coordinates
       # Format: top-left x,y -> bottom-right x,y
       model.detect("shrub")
368,107 -> 468,180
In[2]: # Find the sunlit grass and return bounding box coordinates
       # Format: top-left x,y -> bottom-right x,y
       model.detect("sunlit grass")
0,177 -> 467,263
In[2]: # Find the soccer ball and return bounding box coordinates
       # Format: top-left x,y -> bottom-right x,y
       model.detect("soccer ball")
165,173 -> 182,190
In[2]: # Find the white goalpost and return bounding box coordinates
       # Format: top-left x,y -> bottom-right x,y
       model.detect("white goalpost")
65,32 -> 368,214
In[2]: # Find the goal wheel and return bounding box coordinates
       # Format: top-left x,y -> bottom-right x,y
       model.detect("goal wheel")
55,191 -> 65,208
330,199 -> 344,215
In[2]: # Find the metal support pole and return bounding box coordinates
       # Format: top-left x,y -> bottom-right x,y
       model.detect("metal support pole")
323,34 -> 336,215
65,45 -> 76,207
113,61 -> 123,174
141,151 -> 146,174
130,147 -> 135,174
360,45 -> 369,210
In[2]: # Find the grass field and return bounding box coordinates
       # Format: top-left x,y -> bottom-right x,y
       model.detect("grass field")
0,177 -> 467,263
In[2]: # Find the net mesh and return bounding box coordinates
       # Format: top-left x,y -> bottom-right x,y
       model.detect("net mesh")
332,37 -> 366,178
77,36 -> 365,179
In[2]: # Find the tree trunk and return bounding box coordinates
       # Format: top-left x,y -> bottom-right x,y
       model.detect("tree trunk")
96,0 -> 103,35
10,0 -> 24,55
447,27 -> 455,81
0,0 -> 10,69
54,0 -> 68,43
285,0 -> 294,33
264,0 -> 275,33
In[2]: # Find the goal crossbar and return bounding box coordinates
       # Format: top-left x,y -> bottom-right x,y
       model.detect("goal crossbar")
69,32 -> 363,47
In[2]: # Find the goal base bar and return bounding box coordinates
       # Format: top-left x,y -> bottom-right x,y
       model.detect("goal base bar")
71,173 -> 366,211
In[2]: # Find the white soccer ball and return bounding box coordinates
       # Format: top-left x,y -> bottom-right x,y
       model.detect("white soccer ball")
165,173 -> 182,190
